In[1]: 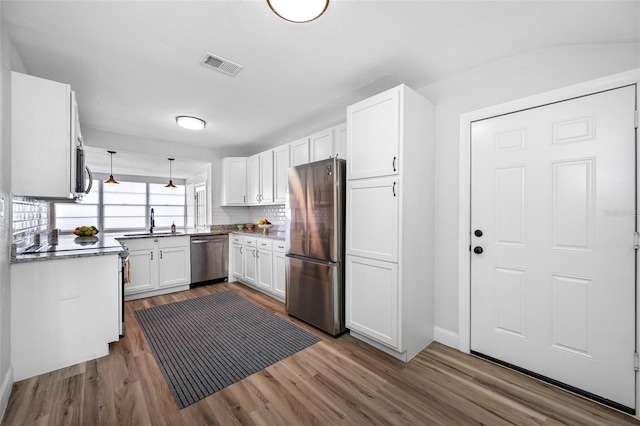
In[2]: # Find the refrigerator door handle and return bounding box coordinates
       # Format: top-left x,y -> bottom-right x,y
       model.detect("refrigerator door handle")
286,253 -> 337,267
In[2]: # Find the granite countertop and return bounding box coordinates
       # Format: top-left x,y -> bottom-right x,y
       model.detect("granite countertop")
11,225 -> 284,263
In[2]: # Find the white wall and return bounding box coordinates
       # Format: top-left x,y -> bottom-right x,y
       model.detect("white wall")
0,19 -> 27,417
418,42 -> 640,339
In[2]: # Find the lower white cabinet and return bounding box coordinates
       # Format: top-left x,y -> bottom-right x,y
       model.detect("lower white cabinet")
346,254 -> 399,349
229,233 -> 285,301
121,236 -> 191,300
11,254 -> 120,381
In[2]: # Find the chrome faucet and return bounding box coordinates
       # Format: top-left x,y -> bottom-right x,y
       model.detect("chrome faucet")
149,208 -> 155,233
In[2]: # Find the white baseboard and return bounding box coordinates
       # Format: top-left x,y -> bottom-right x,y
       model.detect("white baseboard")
434,327 -> 459,349
0,366 -> 13,421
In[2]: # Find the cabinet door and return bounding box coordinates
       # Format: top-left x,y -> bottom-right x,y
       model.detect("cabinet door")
346,255 -> 399,349
273,249 -> 286,299
256,248 -> 273,292
222,157 -> 247,205
259,150 -> 274,204
231,243 -> 244,279
335,123 -> 347,160
290,138 -> 309,166
347,86 -> 400,179
309,128 -> 334,162
274,145 -> 290,204
346,177 -> 399,262
158,244 -> 190,288
247,154 -> 260,205
125,248 -> 157,295
243,245 -> 258,285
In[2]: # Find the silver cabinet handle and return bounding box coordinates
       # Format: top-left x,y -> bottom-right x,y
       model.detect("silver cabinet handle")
256,194 -> 259,201
256,250 -> 260,259
252,248 -> 256,258
240,246 -> 243,254
243,195 -> 246,203
393,182 -> 396,197
150,251 -> 153,260
160,250 -> 163,259
393,156 -> 397,172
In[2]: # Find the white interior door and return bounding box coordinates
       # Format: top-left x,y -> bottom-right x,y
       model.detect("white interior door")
471,85 -> 637,411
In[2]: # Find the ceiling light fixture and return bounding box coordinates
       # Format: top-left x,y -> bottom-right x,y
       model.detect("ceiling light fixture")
176,115 -> 206,130
104,150 -> 119,185
165,158 -> 177,189
267,0 -> 329,23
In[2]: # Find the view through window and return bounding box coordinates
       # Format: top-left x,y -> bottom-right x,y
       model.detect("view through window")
55,177 -> 186,234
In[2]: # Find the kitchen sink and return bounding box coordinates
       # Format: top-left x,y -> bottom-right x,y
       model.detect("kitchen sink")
123,232 -> 183,237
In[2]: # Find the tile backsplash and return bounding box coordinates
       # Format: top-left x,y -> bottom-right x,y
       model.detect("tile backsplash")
212,204 -> 286,230
12,196 -> 50,252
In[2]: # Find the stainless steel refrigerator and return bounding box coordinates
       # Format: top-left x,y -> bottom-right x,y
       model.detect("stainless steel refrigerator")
285,157 -> 346,336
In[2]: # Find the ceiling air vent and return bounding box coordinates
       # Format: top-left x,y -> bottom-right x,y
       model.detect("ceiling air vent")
199,52 -> 243,77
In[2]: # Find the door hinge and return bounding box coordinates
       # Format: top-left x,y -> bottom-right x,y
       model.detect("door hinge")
634,352 -> 639,371
634,232 -> 639,250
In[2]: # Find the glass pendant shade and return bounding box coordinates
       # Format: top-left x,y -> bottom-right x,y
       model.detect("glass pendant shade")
104,151 -> 119,185
165,158 -> 177,189
267,0 -> 329,23
176,116 -> 206,130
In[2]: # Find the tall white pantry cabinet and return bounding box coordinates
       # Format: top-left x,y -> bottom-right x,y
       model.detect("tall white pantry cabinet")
345,84 -> 435,362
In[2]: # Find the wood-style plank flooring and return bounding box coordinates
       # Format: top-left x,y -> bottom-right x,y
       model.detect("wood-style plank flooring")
4,282 -> 639,425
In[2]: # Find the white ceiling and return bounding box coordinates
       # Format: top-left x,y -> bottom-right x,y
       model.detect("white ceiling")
3,1 -> 639,174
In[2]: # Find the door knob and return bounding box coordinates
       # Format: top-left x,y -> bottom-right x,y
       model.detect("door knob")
474,229 -> 483,237
473,246 -> 483,254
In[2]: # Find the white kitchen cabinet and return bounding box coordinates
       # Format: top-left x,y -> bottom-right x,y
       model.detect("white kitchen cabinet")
346,255 -> 399,349
242,236 -> 258,285
274,144 -> 290,204
221,157 -> 247,205
347,87 -> 400,180
309,128 -> 334,162
122,236 -> 191,300
247,150 -> 274,205
11,71 -> 79,199
346,177 -> 399,263
158,236 -> 191,288
256,239 -> 273,292
273,241 -> 287,300
345,84 -> 435,362
11,254 -> 120,380
229,233 -> 286,301
335,122 -> 347,160
290,137 -> 310,166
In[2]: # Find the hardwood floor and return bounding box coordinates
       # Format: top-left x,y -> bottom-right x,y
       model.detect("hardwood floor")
4,281 -> 639,425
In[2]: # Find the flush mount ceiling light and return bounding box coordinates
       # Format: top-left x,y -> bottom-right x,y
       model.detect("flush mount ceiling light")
165,158 -> 177,189
267,0 -> 329,23
104,150 -> 119,185
176,116 -> 206,130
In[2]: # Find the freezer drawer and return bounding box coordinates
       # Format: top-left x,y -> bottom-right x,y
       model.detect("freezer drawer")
286,255 -> 346,336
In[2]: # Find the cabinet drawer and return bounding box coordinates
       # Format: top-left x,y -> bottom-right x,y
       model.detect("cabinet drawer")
273,241 -> 287,253
244,236 -> 256,246
231,234 -> 243,244
256,239 -> 272,250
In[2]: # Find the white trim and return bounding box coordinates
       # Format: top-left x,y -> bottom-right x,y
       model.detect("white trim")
458,68 -> 640,417
434,327 -> 459,349
0,366 -> 13,420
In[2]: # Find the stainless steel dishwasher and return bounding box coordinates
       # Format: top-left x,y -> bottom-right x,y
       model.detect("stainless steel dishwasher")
190,235 -> 229,285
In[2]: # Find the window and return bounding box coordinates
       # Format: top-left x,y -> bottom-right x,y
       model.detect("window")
54,175 -> 186,234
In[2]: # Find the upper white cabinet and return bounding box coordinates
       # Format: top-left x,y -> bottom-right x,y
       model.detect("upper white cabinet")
11,71 -> 79,199
309,128 -> 334,162
290,138 -> 310,166
221,157 -> 247,205
345,84 -> 435,362
274,145 -> 290,204
247,150 -> 274,205
335,123 -> 347,160
347,87 -> 400,180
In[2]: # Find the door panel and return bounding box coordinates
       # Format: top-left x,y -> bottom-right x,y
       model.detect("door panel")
287,164 -> 308,257
307,159 -> 337,262
471,85 -> 636,410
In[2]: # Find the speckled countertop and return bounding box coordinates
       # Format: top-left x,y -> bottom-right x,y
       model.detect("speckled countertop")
11,225 -> 285,263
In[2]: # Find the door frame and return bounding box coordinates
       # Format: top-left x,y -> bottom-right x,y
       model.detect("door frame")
457,68 -> 640,414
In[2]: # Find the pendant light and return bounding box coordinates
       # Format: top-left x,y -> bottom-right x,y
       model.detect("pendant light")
267,0 -> 329,23
165,158 -> 177,189
104,151 -> 119,185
